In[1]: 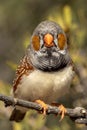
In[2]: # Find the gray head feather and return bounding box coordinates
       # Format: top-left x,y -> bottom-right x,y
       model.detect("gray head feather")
27,20 -> 71,71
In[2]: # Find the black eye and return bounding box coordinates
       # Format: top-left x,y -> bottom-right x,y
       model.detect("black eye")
32,36 -> 40,51
57,34 -> 66,50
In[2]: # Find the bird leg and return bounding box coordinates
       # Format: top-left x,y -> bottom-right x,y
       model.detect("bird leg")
51,102 -> 67,121
58,104 -> 67,121
35,100 -> 48,116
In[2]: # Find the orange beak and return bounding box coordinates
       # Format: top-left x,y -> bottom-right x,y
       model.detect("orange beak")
44,33 -> 54,47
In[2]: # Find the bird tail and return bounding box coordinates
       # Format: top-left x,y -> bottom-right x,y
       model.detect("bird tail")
10,108 -> 26,122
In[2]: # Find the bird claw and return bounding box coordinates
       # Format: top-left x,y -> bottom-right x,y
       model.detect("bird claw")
35,100 -> 66,120
35,100 -> 48,117
51,102 -> 66,121
58,104 -> 67,121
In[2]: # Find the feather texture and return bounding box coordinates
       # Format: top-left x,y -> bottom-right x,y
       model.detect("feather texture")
10,20 -> 75,122
13,56 -> 34,92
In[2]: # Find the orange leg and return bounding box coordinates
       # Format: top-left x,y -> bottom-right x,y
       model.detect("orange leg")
35,100 -> 48,116
58,104 -> 67,121
51,102 -> 66,121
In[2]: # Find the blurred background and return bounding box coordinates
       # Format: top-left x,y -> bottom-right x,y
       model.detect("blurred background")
0,0 -> 87,130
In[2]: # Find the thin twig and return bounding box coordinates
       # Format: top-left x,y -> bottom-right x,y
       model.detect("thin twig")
0,94 -> 87,124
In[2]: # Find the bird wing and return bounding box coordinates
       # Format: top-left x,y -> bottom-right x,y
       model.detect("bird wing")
12,56 -> 34,92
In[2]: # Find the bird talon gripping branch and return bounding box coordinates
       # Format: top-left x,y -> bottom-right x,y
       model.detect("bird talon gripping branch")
35,100 -> 48,116
58,104 -> 67,121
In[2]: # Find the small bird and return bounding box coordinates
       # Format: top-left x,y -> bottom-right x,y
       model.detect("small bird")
10,20 -> 75,122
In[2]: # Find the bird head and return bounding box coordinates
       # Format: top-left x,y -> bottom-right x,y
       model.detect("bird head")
27,21 -> 71,71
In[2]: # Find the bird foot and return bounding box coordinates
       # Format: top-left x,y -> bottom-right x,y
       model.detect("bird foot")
51,102 -> 66,121
35,100 -> 48,116
58,104 -> 67,121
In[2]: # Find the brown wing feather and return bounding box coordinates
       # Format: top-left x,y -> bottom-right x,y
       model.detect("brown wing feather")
13,56 -> 34,92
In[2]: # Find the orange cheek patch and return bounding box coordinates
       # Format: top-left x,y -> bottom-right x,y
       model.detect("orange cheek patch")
58,34 -> 66,50
32,36 -> 40,51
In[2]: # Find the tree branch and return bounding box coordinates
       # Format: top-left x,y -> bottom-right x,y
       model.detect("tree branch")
0,94 -> 87,125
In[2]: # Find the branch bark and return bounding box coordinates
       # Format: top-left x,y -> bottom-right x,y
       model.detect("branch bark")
0,94 -> 87,125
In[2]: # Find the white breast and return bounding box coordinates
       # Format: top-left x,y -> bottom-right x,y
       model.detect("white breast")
14,66 -> 75,104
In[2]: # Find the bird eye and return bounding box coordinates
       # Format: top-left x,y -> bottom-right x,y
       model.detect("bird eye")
32,36 -> 40,51
58,34 -> 66,50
